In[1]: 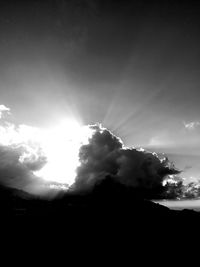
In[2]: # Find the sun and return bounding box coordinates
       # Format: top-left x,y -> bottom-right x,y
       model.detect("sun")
0,114 -> 94,186
34,119 -> 93,185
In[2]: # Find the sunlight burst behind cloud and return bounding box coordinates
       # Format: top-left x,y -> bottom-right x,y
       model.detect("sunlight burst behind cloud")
0,104 -> 185,199
0,105 -> 94,187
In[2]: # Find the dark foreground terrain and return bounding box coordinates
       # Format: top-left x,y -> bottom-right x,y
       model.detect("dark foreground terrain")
0,177 -> 199,220
1,177 -> 199,253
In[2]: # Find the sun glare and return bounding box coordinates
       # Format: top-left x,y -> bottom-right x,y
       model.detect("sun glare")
0,116 -> 94,186
35,119 -> 93,185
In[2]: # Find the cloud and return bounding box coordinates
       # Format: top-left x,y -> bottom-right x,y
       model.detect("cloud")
0,106 -> 50,195
0,141 -> 64,198
0,105 -> 185,200
0,144 -> 47,194
0,104 -> 10,119
183,121 -> 200,130
163,176 -> 200,199
183,182 -> 200,198
0,120 -> 47,189
74,125 -> 122,189
73,124 -> 180,199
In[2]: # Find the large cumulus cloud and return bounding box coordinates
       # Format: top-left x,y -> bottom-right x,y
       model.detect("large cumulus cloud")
74,125 -> 122,188
0,104 -> 186,200
74,125 -> 180,199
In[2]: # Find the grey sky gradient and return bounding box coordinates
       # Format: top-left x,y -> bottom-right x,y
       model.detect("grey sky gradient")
0,0 -> 200,183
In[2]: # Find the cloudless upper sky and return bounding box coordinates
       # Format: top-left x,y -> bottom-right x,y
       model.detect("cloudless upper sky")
0,0 -> 200,162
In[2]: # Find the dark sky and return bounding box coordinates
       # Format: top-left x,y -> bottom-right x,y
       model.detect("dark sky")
0,0 -> 200,164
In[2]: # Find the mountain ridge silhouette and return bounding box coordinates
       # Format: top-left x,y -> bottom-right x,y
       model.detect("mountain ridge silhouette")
0,176 -> 199,219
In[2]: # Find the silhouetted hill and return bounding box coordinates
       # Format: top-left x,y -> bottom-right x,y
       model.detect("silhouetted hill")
0,177 -> 199,221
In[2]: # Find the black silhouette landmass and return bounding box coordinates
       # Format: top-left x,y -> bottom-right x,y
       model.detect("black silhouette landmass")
0,176 -> 199,220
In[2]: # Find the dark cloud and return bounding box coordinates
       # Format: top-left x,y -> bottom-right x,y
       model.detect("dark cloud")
74,125 -> 180,199
0,144 -> 47,193
183,182 -> 200,198
74,125 -> 122,189
164,179 -> 200,199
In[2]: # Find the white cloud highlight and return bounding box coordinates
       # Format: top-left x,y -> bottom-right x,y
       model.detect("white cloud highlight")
183,121 -> 200,130
0,104 -> 10,119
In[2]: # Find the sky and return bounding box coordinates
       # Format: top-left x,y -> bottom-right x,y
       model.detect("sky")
0,0 -> 200,186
